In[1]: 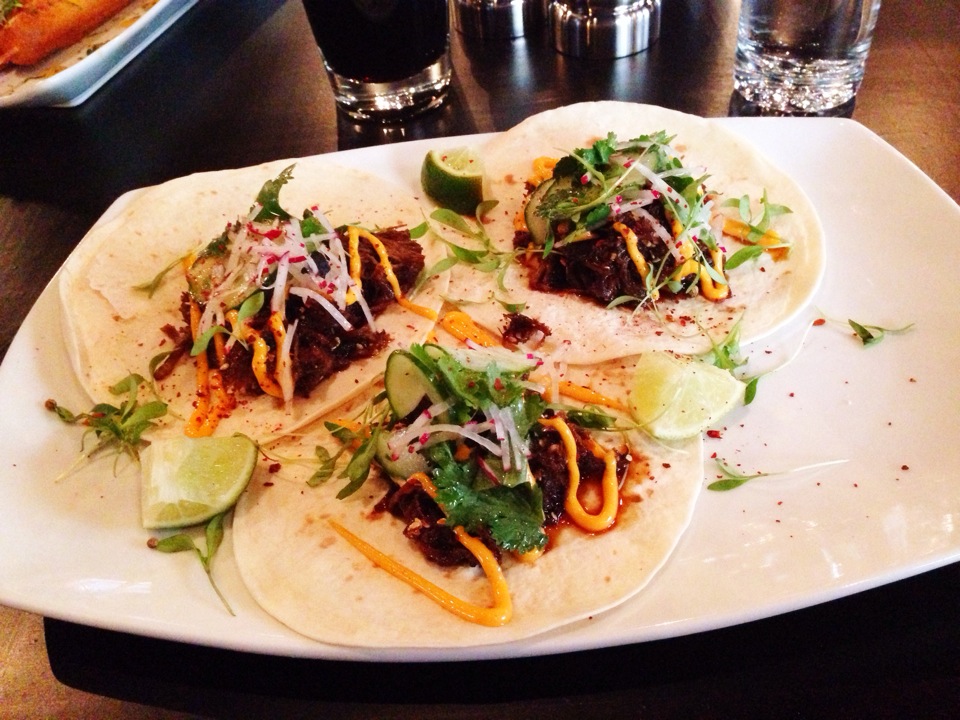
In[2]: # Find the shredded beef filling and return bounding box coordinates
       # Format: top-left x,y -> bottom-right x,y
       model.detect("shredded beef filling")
516,202 -> 697,307
374,420 -> 629,568
501,312 -> 552,348
374,479 -> 501,568
348,227 -> 424,314
159,227 -> 424,397
528,423 -> 630,526
153,323 -> 193,382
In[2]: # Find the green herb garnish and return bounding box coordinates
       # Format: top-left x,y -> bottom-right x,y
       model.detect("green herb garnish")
428,443 -> 547,554
133,253 -> 189,298
707,458 -> 769,491
848,319 -> 914,347
307,445 -> 344,487
322,399 -> 390,498
427,203 -> 521,294
148,512 -> 234,615
0,0 -> 21,25
708,457 -> 849,491
321,343 -> 625,556
724,244 -> 766,270
722,190 -> 792,246
698,316 -> 765,405
253,164 -> 295,222
539,131 -> 688,249
47,373 -> 167,468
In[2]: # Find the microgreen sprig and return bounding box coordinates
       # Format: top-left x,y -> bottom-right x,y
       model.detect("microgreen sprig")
251,441 -> 346,489
815,312 -> 915,347
698,316 -> 763,404
847,318 -> 915,347
722,190 -> 792,244
46,373 -> 167,471
707,458 -> 769,491
306,445 -> 347,487
427,203 -> 521,294
190,291 -> 263,355
708,457 -> 849,491
133,253 -> 189,298
538,132 -> 680,243
148,512 -> 235,615
607,254 -> 676,311
319,398 -> 390,499
329,422 -> 383,499
724,244 -> 766,270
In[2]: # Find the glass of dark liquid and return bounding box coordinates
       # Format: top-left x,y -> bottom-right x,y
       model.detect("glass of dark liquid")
302,0 -> 451,122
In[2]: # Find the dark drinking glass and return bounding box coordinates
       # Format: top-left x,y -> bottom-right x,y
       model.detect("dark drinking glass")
302,0 -> 451,121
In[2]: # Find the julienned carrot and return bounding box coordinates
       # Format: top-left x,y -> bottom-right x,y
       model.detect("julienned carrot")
0,0 -> 134,67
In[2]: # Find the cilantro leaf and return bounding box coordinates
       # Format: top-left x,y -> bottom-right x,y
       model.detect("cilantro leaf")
428,444 -> 547,554
253,165 -> 295,222
299,208 -> 328,238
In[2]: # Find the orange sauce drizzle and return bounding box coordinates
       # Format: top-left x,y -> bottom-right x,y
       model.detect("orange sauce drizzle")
541,379 -> 628,413
722,217 -> 789,261
328,471 -> 513,627
439,310 -> 500,347
538,416 -> 619,533
348,226 -> 438,320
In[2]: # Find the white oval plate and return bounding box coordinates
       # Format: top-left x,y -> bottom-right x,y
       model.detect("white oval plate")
0,118 -> 957,662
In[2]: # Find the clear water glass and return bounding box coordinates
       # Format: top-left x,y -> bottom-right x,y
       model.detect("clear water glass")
734,0 -> 882,114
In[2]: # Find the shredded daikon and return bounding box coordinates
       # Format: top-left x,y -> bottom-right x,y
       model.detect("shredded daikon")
270,253 -> 290,315
386,400 -> 453,454
288,287 -> 354,331
390,422 -> 502,457
349,278 -> 376,332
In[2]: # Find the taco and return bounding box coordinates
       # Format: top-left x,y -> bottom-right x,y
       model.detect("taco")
59,157 -> 448,440
444,102 -> 824,364
232,341 -> 702,647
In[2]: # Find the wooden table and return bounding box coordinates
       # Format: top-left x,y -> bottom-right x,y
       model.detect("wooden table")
2,1 -> 959,717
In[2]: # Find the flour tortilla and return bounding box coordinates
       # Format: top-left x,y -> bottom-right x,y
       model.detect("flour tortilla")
232,360 -> 703,648
446,102 -> 824,364
59,157 -> 448,441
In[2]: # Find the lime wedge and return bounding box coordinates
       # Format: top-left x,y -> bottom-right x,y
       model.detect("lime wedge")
628,352 -> 744,440
141,435 -> 258,529
421,147 -> 484,215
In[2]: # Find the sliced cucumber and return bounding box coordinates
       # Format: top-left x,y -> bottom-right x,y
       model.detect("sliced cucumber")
375,431 -> 429,480
523,179 -> 554,247
384,350 -> 446,420
420,343 -> 449,363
